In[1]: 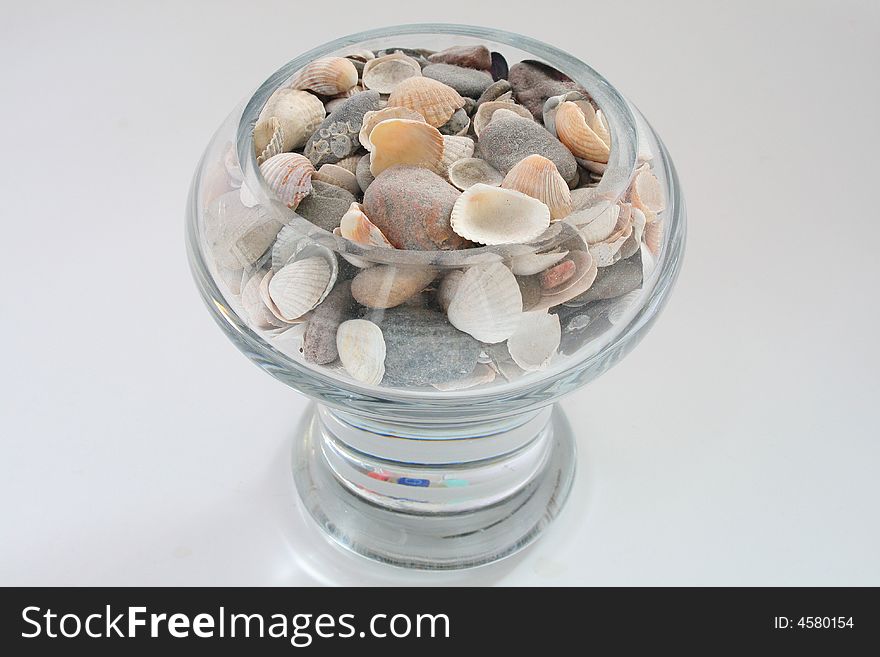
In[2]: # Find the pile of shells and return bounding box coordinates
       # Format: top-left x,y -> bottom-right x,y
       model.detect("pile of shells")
204,46 -> 666,390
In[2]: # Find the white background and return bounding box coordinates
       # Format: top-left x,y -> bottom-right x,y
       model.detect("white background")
1,0 -> 878,585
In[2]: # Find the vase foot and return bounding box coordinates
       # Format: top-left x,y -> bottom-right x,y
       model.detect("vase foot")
291,403 -> 576,570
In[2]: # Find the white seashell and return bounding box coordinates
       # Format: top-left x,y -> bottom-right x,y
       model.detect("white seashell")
387,76 -> 466,128
508,250 -> 569,276
256,88 -> 325,152
644,218 -> 663,256
432,363 -> 497,391
507,311 -> 561,371
447,158 -> 503,190
362,53 -> 422,94
501,154 -> 572,220
259,153 -> 314,209
630,168 -> 665,213
531,248 -> 598,311
336,319 -> 386,385
589,205 -> 634,267
542,92 -> 593,139
555,101 -> 610,163
539,250 -> 590,295
359,106 -> 426,151
267,255 -> 334,322
440,135 -> 475,170
446,262 -> 522,343
339,203 -> 393,247
450,184 -> 551,245
577,204 -> 620,243
618,206 -> 647,261
290,57 -> 359,96
271,223 -> 309,271
473,100 -> 532,137
369,118 -> 445,176
253,116 -> 285,165
313,163 -> 360,196
436,269 -> 464,311
241,270 -> 286,330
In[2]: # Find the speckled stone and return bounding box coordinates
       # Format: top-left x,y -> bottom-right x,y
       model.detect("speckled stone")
569,250 -> 643,304
366,307 -> 480,386
476,79 -> 512,107
296,180 -> 356,232
509,61 -> 585,120
303,90 -> 381,167
475,111 -> 578,185
423,63 -> 494,99
355,153 -> 374,193
363,166 -> 467,250
302,281 -> 356,364
427,45 -> 492,71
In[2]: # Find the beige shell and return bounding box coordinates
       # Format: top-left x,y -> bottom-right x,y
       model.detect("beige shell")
313,163 -> 360,196
531,248 -> 598,311
555,101 -> 610,163
359,106 -> 426,151
473,100 -> 533,137
369,119 -> 445,176
333,154 -> 361,174
386,76 -> 466,128
432,363 -> 497,391
446,262 -> 523,343
241,270 -> 286,330
256,88 -> 325,152
542,91 -> 593,139
336,319 -> 386,385
362,53 -> 422,94
266,255 -> 335,322
501,154 -> 572,220
508,250 -> 569,276
577,204 -> 620,244
290,57 -> 359,96
436,269 -> 464,312
507,311 -> 561,371
440,135 -> 475,170
351,266 -> 436,309
259,153 -> 315,209
447,158 -> 503,190
590,109 -> 611,148
645,219 -> 663,255
339,203 -> 393,247
589,205 -> 634,266
630,168 -> 665,213
450,184 -> 551,245
618,206 -> 647,261
253,116 -> 285,165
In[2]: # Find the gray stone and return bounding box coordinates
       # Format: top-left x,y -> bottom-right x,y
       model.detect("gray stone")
296,180 -> 356,232
303,90 -> 381,167
355,153 -> 374,193
302,281 -> 356,364
439,108 -> 470,136
476,79 -> 512,107
570,250 -> 643,304
423,63 -> 494,99
509,61 -> 585,120
427,45 -> 492,71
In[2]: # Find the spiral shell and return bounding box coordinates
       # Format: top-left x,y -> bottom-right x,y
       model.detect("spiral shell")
450,184 -> 551,245
259,153 -> 315,209
555,101 -> 610,163
501,154 -> 572,220
369,119 -> 445,176
386,77 -> 466,128
290,57 -> 359,96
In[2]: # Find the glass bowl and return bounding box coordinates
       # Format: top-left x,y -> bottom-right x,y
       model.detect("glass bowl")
186,23 -> 685,569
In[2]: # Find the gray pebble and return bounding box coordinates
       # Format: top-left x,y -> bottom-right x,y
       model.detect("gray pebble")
355,153 -> 374,193
509,61 -> 585,120
569,250 -> 643,304
439,108 -> 470,136
303,90 -> 381,167
423,63 -> 494,99
296,180 -> 356,232
476,79 -> 512,107
302,281 -> 356,364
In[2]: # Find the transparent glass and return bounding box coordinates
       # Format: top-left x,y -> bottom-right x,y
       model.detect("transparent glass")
186,24 -> 685,569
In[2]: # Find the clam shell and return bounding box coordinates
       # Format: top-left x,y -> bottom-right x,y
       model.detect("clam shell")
436,269 -> 464,312
507,311 -> 561,371
241,269 -> 286,330
589,205 -> 634,267
508,250 -> 569,276
590,109 -> 611,148
362,53 -> 422,94
501,154 -> 572,220
447,158 -> 503,190
539,250 -> 590,295
433,363 -> 496,391
256,88 -> 325,152
542,91 -> 593,139
446,262 -> 523,343
555,101 -> 610,163
336,319 -> 386,385
450,184 -> 550,245
369,119 -> 445,176
630,168 -> 665,213
259,153 -> 315,209
290,57 -> 359,96
577,204 -> 620,243
253,116 -> 285,165
339,202 -> 393,247
267,254 -> 335,322
359,106 -> 425,151
440,136 -> 475,170
313,163 -> 360,196
386,76 -> 466,128
473,100 -> 532,137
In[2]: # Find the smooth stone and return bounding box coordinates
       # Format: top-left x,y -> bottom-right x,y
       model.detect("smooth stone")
366,307 -> 480,386
439,108 -> 470,136
423,63 -> 494,99
475,112 -> 578,185
427,45 -> 492,70
476,79 -> 512,107
296,180 -> 356,232
303,90 -> 381,167
351,266 -> 437,309
569,250 -> 643,304
363,166 -> 467,250
509,61 -> 586,120
302,281 -> 356,364
355,153 -> 374,193
553,303 -> 613,356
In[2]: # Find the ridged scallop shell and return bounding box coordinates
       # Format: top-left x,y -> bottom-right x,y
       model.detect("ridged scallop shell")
362,53 -> 422,94
507,311 -> 561,371
630,168 -> 665,213
542,91 -> 593,139
313,163 -> 360,196
259,153 -> 315,209
436,269 -> 464,312
266,253 -> 336,322
508,250 -> 569,276
501,154 -> 572,220
446,262 -> 523,343
290,57 -> 359,96
333,154 -> 361,174
473,100 -> 532,137
369,119 -> 445,176
336,319 -> 386,385
447,158 -> 503,190
450,184 -> 551,245
555,101 -> 610,163
256,88 -> 325,152
386,77 -> 466,128
359,106 -> 425,151
253,116 -> 285,165
440,135 -> 475,170
577,204 -> 620,243
339,202 -> 393,247
241,269 -> 287,330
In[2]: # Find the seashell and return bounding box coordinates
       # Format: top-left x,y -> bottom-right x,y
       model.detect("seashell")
517,275 -> 543,310
359,106 -> 425,151
450,184 -> 551,245
313,163 -> 360,196
555,101 -> 610,163
386,76 -> 466,128
473,100 -> 533,138
440,135 -> 475,170
606,290 -> 641,326
539,258 -> 576,290
542,91 -> 593,140
476,79 -> 513,107
508,250 -> 569,276
501,154 -> 572,221
447,158 -> 503,190
266,253 -> 335,322
345,49 -> 375,62
362,53 -> 422,94
336,319 -> 386,385
577,158 -> 607,176
290,57 -> 359,96
204,191 -> 285,269
338,202 -> 393,247
270,223 -> 308,271
589,208 -> 633,268
447,263 -> 522,343
531,248 -> 598,311
645,219 -> 663,256
355,153 -> 374,193
369,119 -> 445,176
433,363 -> 497,391
618,207 -> 647,261
333,154 -> 361,174
253,116 -> 285,165
351,266 -> 437,309
577,204 -> 620,243
630,168 -> 665,213
436,270 -> 464,312
259,153 -> 315,209
539,250 -> 590,295
490,52 -> 509,81
438,108 -> 470,136
507,312 -> 561,371
590,109 -> 611,149
256,88 -> 325,152
241,269 -> 286,330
